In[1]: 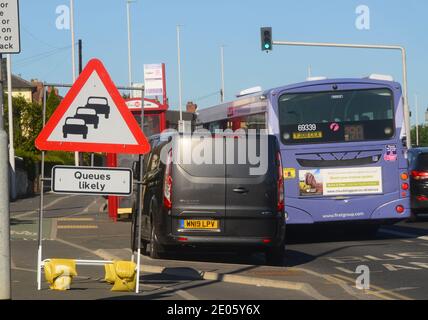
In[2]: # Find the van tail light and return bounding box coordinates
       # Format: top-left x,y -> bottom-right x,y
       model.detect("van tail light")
163,150 -> 173,209
411,170 -> 428,180
276,152 -> 284,212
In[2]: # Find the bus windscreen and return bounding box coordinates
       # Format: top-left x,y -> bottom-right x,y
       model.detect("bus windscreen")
278,88 -> 395,144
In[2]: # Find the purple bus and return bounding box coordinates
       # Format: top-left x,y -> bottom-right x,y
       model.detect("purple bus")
197,75 -> 411,229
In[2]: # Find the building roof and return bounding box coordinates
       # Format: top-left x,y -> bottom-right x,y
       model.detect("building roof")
1,58 -> 36,90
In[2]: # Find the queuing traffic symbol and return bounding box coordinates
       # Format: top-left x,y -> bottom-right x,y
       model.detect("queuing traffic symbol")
35,59 -> 150,154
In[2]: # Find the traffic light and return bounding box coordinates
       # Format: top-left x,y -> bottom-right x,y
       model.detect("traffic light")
261,27 -> 273,51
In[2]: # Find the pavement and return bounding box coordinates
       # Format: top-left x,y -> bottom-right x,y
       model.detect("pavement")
9,193 -> 428,300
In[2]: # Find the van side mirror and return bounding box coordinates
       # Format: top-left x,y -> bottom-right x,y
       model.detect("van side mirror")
132,161 -> 140,180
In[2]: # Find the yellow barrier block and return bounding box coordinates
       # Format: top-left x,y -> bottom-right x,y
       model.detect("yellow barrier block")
104,263 -> 117,284
111,261 -> 137,292
44,259 -> 77,291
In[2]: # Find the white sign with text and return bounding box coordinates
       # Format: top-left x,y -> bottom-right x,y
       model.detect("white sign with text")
52,166 -> 133,196
0,0 -> 20,53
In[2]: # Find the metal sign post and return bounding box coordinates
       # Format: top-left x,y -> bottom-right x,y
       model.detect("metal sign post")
0,52 -> 11,300
0,0 -> 21,300
135,85 -> 145,294
271,39 -> 411,149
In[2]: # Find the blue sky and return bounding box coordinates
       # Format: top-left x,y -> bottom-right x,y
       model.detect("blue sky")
13,0 -> 428,125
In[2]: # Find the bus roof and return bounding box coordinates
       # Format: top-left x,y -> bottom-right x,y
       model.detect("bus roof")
265,77 -> 401,96
197,77 -> 402,125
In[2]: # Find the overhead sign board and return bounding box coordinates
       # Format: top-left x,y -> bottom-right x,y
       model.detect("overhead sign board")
52,166 -> 133,196
35,59 -> 151,154
0,0 -> 21,53
144,64 -> 165,96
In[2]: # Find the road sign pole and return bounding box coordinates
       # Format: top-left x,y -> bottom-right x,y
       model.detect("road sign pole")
135,85 -> 145,293
0,52 -> 11,300
37,84 -> 48,290
7,54 -> 16,200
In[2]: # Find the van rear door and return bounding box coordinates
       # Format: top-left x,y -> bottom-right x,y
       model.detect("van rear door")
225,135 -> 280,238
171,136 -> 227,236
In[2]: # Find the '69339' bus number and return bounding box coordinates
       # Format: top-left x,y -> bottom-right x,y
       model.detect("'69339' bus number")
298,124 -> 317,132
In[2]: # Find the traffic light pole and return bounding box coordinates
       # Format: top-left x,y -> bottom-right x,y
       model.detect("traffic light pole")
0,52 -> 12,300
272,39 -> 411,149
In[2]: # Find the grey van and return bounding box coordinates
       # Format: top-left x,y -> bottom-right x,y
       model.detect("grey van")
131,133 -> 286,265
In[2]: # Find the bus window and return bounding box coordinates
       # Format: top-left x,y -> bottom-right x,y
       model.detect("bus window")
278,88 -> 394,144
230,113 -> 267,131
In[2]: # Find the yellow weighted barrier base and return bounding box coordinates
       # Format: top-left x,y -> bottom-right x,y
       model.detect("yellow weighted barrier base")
44,259 -> 77,291
111,261 -> 137,292
104,263 -> 117,284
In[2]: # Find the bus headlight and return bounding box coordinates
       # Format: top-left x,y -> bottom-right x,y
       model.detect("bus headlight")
384,127 -> 392,135
283,133 -> 291,140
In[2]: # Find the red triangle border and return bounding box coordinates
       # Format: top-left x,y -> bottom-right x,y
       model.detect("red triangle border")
35,59 -> 151,155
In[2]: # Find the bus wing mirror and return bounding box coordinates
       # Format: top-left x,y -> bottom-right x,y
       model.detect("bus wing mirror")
401,136 -> 407,148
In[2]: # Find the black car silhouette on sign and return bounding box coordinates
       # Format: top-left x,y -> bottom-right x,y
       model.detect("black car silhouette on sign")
85,97 -> 110,119
63,117 -> 89,139
74,107 -> 100,129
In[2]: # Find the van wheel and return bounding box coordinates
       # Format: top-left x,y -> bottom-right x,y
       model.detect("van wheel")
130,211 -> 147,254
149,223 -> 164,259
148,201 -> 165,259
265,243 -> 285,266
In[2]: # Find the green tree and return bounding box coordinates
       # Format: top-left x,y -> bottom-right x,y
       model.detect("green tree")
46,87 -> 61,120
3,94 -> 28,149
411,125 -> 428,148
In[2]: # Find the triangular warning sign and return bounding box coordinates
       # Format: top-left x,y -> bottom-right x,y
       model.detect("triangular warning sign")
35,59 -> 151,155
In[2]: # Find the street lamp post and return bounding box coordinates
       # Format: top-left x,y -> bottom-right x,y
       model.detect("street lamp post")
416,94 -> 419,147
70,0 -> 79,166
177,25 -> 183,123
272,40 -> 411,148
126,0 -> 135,88
220,45 -> 225,103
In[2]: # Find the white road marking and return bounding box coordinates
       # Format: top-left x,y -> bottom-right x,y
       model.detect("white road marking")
13,195 -> 78,219
176,289 -> 199,300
